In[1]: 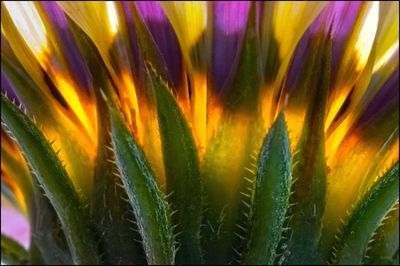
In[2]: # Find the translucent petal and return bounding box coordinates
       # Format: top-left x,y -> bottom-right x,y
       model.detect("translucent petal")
160,1 -> 207,71
57,1 -> 118,49
326,2 -> 379,128
259,2 -> 326,129
3,1 -> 47,58
322,105 -> 399,253
161,2 -> 209,149
271,2 -> 326,62
1,130 -> 32,215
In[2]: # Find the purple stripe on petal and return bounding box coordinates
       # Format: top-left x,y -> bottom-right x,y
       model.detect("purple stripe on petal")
1,204 -> 31,249
286,2 -> 363,93
212,1 -> 251,93
285,33 -> 313,93
40,2 -> 92,94
121,2 -> 142,79
1,70 -> 22,107
318,2 -> 363,77
255,1 -> 264,32
135,1 -> 182,89
357,67 -> 399,128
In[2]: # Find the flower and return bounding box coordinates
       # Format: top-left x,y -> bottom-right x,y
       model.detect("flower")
1,1 -> 398,265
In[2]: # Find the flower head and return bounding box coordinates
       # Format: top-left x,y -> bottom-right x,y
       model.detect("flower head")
1,1 -> 398,265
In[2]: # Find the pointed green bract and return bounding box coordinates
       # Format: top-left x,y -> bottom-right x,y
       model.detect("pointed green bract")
284,31 -> 331,264
243,112 -> 291,265
30,180 -> 72,265
2,55 -> 93,203
147,64 -> 203,264
71,23 -> 148,264
107,99 -> 175,265
1,94 -> 100,265
74,17 -> 175,263
222,3 -> 260,112
202,4 -> 264,264
1,234 -> 28,265
130,2 -> 172,86
331,162 -> 399,265
365,202 -> 399,265
91,89 -> 146,265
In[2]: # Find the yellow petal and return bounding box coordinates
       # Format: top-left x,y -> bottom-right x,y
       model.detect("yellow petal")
1,131 -> 32,215
325,3 -> 399,154
160,2 -> 208,150
326,2 -> 379,128
271,2 -> 326,61
1,2 -> 49,97
322,107 -> 399,250
260,2 -> 326,129
3,1 -> 47,58
374,1 -> 399,73
160,1 -> 207,71
57,1 -> 118,49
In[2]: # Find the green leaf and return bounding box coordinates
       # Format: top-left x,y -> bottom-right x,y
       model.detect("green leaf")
1,94 -> 100,265
1,234 -> 28,265
147,64 -> 203,264
331,162 -> 399,265
284,30 -> 332,264
243,112 -> 292,265
107,97 -> 175,265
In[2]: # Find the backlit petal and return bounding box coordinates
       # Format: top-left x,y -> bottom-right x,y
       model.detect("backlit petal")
135,1 -> 183,90
211,1 -> 250,93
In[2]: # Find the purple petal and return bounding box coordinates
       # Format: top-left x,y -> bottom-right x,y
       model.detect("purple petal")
40,2 -> 92,94
1,204 -> 30,249
357,67 -> 399,128
212,1 -> 251,93
135,1 -> 182,89
1,70 -> 22,107
286,2 -> 363,93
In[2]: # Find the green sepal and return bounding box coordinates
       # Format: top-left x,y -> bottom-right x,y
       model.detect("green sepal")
1,94 -> 100,265
284,30 -> 332,264
107,96 -> 175,265
147,64 -> 203,264
243,112 -> 292,265
1,234 -> 28,265
331,162 -> 399,265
